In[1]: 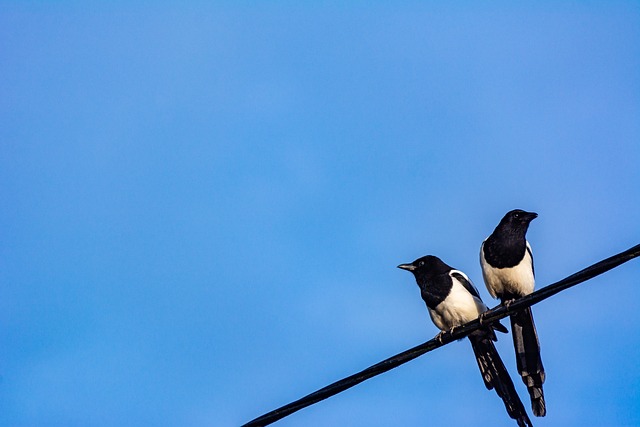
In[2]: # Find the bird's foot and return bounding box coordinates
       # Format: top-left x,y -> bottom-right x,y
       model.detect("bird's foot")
436,327 -> 456,344
478,312 -> 487,325
503,298 -> 517,310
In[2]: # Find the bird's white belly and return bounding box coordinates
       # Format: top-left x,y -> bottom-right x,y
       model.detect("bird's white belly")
428,285 -> 487,331
481,249 -> 535,298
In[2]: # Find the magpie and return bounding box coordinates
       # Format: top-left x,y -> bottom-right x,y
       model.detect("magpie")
480,209 -> 546,417
398,255 -> 533,427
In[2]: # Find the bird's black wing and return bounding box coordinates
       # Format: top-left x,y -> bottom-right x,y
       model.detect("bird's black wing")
451,270 -> 508,334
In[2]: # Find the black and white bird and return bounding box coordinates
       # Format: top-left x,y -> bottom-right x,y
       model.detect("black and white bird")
480,209 -> 546,417
398,255 -> 533,427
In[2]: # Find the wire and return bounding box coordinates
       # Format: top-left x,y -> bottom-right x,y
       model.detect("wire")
242,243 -> 640,427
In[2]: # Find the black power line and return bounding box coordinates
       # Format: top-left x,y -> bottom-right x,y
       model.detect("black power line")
242,243 -> 640,427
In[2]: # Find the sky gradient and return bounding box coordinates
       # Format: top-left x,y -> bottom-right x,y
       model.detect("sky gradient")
1,2 -> 640,427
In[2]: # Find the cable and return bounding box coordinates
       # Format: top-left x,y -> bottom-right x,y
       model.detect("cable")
242,243 -> 640,427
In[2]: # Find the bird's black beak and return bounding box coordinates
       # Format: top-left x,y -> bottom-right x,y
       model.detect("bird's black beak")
397,263 -> 415,272
525,211 -> 538,222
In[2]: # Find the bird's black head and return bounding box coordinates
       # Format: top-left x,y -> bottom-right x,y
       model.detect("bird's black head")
498,209 -> 538,232
397,255 -> 452,279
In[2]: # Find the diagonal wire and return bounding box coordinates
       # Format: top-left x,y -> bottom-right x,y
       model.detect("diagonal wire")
242,243 -> 640,427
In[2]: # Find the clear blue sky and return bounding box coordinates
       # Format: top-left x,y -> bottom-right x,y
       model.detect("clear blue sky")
2,2 -> 639,427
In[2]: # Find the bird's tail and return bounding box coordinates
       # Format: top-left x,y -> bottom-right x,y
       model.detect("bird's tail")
511,307 -> 546,417
469,331 -> 533,427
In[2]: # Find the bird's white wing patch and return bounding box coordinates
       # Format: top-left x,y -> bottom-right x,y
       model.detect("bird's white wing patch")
480,240 -> 500,299
450,269 -> 481,300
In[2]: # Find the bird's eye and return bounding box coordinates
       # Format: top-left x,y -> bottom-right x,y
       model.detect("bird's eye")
418,261 -> 424,267
513,212 -> 520,219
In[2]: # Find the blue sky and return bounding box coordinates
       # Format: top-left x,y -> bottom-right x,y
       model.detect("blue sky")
1,2 -> 639,426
